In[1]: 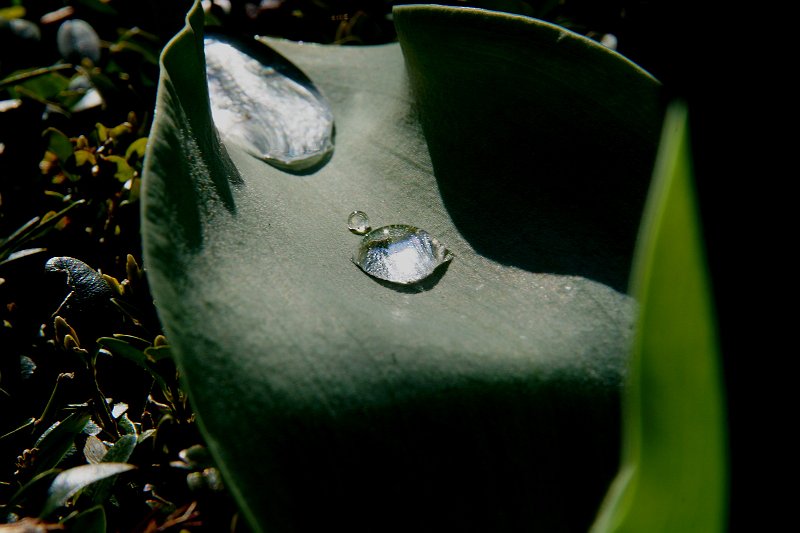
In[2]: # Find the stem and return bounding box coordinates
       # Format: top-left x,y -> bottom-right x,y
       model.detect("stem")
36,372 -> 74,426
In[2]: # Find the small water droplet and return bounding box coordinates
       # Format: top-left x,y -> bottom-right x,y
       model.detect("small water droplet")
353,225 -> 453,285
347,211 -> 371,235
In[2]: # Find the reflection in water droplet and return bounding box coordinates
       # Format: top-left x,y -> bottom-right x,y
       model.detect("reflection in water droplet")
353,225 -> 453,285
347,211 -> 371,235
204,36 -> 334,171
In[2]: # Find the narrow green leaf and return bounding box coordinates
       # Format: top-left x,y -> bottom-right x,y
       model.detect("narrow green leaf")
64,504 -> 106,533
41,462 -> 134,517
32,411 -> 90,476
7,469 -> 60,509
96,337 -> 147,366
0,64 -> 73,91
4,70 -> 71,99
590,102 -> 727,532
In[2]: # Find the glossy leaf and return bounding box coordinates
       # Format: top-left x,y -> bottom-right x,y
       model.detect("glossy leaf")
142,2 -> 662,531
41,462 -> 134,516
31,411 -> 90,476
88,434 -> 137,504
590,103 -> 727,532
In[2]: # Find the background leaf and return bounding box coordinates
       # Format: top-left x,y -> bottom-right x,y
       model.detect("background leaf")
41,462 -> 134,517
142,2 -> 662,531
64,504 -> 107,533
590,102 -> 727,532
31,411 -> 90,476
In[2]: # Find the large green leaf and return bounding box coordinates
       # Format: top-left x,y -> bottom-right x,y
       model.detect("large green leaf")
141,2 -> 662,531
590,103 -> 727,532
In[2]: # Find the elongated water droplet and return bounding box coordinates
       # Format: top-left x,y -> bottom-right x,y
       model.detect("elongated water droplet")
347,211 -> 371,235
204,35 -> 334,172
353,225 -> 453,285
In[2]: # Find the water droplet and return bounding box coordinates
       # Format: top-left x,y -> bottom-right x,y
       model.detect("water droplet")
204,35 -> 334,172
347,211 -> 371,235
353,225 -> 453,285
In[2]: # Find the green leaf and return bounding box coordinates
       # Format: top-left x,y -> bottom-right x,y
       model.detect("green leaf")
43,127 -> 73,163
100,154 -> 135,182
97,337 -> 169,391
7,71 -> 71,101
142,2 -> 662,531
41,462 -> 134,517
590,103 -> 727,532
88,434 -> 137,504
64,505 -> 106,533
125,137 -> 148,162
6,469 -> 60,509
32,411 -> 90,476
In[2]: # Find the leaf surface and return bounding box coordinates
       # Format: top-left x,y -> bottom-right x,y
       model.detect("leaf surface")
41,462 -> 134,516
142,2 -> 662,531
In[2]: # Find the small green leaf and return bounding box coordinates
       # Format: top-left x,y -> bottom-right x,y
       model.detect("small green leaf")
64,504 -> 106,533
144,345 -> 171,361
7,71 -> 70,100
94,122 -> 108,143
32,411 -> 90,476
41,462 -> 134,516
96,336 -> 147,366
108,122 -> 133,140
590,102 -> 727,532
100,154 -> 135,182
125,137 -> 148,162
74,149 -> 96,167
117,413 -> 137,436
88,434 -> 137,504
42,127 -> 73,163
97,337 -> 169,391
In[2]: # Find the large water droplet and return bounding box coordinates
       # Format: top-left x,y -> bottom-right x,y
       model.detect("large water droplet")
204,35 -> 334,172
353,225 -> 453,285
347,210 -> 371,235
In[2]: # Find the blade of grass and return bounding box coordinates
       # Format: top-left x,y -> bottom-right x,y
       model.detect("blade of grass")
591,101 -> 727,532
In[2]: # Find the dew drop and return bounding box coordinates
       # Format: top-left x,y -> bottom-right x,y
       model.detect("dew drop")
353,225 -> 453,285
204,34 -> 334,172
347,211 -> 371,235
